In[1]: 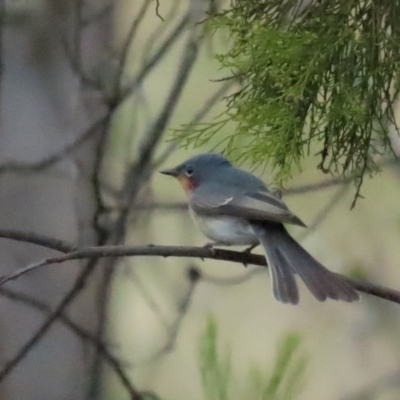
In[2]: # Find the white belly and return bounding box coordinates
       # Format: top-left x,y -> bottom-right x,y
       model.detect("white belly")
190,209 -> 259,245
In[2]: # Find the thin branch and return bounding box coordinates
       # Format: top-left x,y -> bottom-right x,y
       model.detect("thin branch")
82,11 -> 198,396
0,258 -> 143,399
0,262 -> 95,382
155,79 -> 235,168
135,266 -> 200,365
87,110 -> 114,400
296,183 -> 351,241
80,24 -> 202,391
85,12 -> 198,393
141,1 -> 181,62
0,287 -> 138,399
0,14 -> 191,180
285,157 -> 399,196
91,116 -> 113,242
0,229 -> 76,253
61,34 -> 102,90
284,175 -> 357,195
0,114 -> 110,175
0,243 -> 399,304
119,13 -> 190,103
124,262 -> 170,328
116,31 -> 200,236
154,0 -> 164,21
114,0 -> 151,94
88,115 -> 114,400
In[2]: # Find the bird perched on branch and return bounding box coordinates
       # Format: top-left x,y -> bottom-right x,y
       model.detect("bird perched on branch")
161,153 -> 359,304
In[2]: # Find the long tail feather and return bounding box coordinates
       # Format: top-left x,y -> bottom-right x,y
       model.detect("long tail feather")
251,223 -> 359,304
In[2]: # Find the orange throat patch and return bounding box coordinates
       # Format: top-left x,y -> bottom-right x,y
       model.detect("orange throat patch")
176,176 -> 196,195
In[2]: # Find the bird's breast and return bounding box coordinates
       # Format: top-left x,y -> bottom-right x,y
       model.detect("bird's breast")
189,208 -> 259,245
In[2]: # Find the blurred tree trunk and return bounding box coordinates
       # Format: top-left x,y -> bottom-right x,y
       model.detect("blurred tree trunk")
0,0 -> 113,398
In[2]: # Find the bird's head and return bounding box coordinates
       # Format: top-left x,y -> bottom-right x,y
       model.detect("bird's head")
160,153 -> 231,195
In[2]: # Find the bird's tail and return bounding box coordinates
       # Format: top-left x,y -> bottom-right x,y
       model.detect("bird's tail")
251,223 -> 359,305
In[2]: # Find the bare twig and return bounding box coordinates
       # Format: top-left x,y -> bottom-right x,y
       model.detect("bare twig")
0,114 -> 110,175
125,263 -> 170,328
136,266 -> 200,365
296,183 -> 351,241
141,1 -> 181,62
61,34 -> 102,90
87,107 -> 113,400
0,263 -> 95,381
155,79 -> 235,168
284,176 -> 357,196
117,31 -> 200,236
119,13 -> 190,102
0,15 -> 191,179
91,117 -> 113,241
114,0 -> 151,96
0,286 -> 138,399
86,12 -> 200,395
0,257 -> 142,399
0,229 -> 76,253
83,11 -> 200,396
80,25 -> 202,390
0,242 -> 399,304
285,157 -> 399,197
154,0 -> 164,21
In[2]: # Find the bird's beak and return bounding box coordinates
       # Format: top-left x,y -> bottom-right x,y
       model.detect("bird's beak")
160,167 -> 179,177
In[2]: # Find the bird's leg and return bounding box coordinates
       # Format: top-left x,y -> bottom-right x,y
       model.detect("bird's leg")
242,243 -> 259,254
241,243 -> 259,268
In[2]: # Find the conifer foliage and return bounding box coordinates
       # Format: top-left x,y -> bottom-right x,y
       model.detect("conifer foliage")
179,0 -> 400,193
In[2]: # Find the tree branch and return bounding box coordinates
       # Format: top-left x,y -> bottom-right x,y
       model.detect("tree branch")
0,238 -> 399,305
0,114 -> 110,175
0,229 -> 76,253
0,286 -> 138,399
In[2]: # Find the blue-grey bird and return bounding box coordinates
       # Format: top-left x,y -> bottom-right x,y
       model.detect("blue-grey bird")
160,153 -> 359,304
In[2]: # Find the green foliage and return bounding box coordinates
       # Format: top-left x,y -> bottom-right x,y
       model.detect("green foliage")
198,317 -> 232,400
198,317 -> 307,400
177,0 -> 400,195
247,333 -> 307,400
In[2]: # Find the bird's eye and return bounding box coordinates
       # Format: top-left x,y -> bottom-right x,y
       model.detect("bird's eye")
185,166 -> 194,177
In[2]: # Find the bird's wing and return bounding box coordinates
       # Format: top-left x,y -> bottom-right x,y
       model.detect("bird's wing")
190,188 -> 306,227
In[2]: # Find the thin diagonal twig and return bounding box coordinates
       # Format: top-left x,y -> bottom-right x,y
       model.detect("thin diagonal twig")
135,266 -> 200,365
0,286 -> 137,398
119,12 -> 190,103
0,262 -> 94,381
0,114 -> 110,175
114,0 -> 151,96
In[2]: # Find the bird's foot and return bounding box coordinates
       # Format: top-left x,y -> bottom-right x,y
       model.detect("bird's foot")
242,243 -> 258,255
241,244 -> 259,268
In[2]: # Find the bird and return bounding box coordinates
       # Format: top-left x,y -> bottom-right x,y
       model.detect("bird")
160,153 -> 359,304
